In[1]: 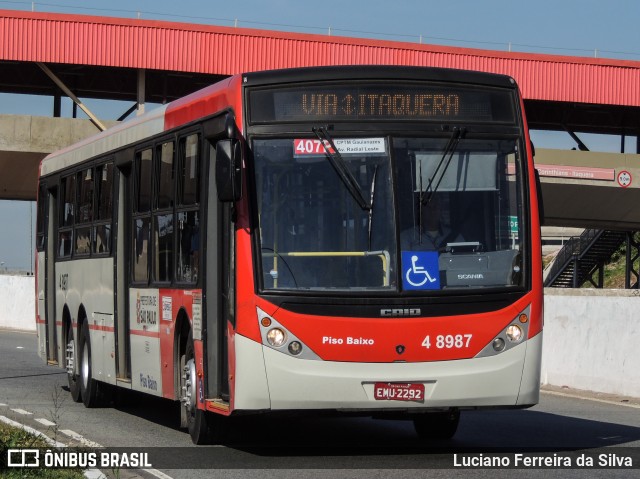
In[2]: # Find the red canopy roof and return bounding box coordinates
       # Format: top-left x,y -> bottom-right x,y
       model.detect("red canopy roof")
1,9 -> 639,107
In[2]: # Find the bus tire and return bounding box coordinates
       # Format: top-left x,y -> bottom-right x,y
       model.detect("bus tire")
66,324 -> 82,403
79,321 -> 109,407
413,409 -> 460,441
181,332 -> 225,445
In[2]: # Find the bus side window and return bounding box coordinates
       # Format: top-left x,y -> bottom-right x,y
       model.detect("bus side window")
133,218 -> 150,282
61,175 -> 75,228
58,175 -> 76,259
153,141 -> 175,283
59,231 -> 72,257
180,135 -> 200,206
75,168 -> 94,255
132,149 -> 152,283
36,182 -> 47,252
176,134 -> 200,284
177,211 -> 199,283
93,162 -> 114,255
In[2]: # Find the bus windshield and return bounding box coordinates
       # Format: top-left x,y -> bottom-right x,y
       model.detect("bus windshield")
252,135 -> 524,292
254,137 -> 395,291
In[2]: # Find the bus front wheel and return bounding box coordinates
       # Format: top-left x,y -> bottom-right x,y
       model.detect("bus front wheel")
181,332 -> 226,445
413,409 -> 460,441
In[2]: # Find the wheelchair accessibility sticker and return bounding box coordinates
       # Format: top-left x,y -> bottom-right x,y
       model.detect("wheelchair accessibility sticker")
402,251 -> 440,290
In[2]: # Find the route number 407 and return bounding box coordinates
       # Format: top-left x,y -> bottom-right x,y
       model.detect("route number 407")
422,334 -> 472,349
294,139 -> 334,155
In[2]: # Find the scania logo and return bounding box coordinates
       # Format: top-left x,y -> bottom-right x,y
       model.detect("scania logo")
458,273 -> 484,279
380,308 -> 421,317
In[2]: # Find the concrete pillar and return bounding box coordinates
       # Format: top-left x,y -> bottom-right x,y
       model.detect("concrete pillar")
53,92 -> 61,118
137,69 -> 146,116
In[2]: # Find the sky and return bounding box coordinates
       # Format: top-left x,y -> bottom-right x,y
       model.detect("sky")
1,0 -> 640,271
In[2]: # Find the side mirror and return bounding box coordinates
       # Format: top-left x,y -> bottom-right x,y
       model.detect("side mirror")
215,139 -> 243,202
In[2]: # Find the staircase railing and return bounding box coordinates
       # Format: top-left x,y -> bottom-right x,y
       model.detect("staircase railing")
544,229 -> 603,287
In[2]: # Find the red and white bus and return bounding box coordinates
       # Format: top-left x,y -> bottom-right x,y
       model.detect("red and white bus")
36,65 -> 543,444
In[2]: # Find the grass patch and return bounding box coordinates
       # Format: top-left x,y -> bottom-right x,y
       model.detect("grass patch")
597,252 -> 629,289
0,422 -> 84,478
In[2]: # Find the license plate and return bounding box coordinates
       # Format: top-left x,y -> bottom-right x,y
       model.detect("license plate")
373,382 -> 425,402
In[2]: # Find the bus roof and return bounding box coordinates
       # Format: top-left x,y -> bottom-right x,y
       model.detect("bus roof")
242,65 -> 517,89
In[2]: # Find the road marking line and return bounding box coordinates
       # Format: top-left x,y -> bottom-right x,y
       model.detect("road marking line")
542,389 -> 640,409
0,415 -> 66,447
0,403 -> 7,407
84,469 -> 107,479
35,418 -> 57,427
10,408 -> 33,415
142,468 -> 175,479
59,429 -> 103,448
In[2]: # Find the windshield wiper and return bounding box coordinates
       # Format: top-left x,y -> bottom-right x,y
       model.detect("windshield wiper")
313,127 -> 371,211
423,126 -> 466,206
367,165 -> 378,251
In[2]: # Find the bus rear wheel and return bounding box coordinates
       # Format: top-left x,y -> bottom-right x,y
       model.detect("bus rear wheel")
65,325 -> 81,403
413,409 -> 460,441
79,321 -> 110,407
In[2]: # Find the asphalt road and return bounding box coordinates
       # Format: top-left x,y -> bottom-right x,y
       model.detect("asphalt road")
1,329 -> 639,479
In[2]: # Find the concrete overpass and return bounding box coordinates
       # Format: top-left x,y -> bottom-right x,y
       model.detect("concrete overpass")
537,149 -> 640,229
0,115 -> 117,200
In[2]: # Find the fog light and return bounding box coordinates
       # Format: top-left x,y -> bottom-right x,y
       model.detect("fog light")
506,324 -> 523,342
492,338 -> 506,352
266,328 -> 287,347
288,341 -> 303,355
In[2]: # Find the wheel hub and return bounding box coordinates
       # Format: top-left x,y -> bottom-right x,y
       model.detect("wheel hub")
181,358 -> 197,414
81,340 -> 90,387
65,338 -> 75,376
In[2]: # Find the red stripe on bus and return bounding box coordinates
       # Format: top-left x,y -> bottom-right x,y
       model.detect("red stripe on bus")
130,329 -> 161,339
88,324 -> 115,333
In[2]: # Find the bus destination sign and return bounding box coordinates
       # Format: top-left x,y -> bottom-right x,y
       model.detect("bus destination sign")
249,84 -> 515,124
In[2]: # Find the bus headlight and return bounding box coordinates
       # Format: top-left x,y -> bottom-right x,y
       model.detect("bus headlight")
506,324 -> 523,342
474,305 -> 531,358
266,328 -> 287,347
256,307 -> 320,360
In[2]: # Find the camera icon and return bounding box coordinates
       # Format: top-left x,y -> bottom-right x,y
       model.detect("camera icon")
7,449 -> 40,467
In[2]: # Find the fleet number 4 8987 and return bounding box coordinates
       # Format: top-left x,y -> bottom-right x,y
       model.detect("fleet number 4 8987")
422,334 -> 472,349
